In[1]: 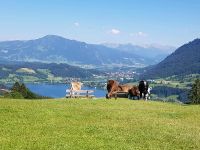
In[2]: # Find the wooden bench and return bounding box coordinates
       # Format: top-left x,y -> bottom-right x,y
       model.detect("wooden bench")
108,91 -> 129,99
66,89 -> 95,98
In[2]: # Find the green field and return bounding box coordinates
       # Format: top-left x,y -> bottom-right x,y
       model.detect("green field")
0,98 -> 200,150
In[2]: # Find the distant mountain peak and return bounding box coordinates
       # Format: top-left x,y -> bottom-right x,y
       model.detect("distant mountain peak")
38,35 -> 67,41
37,35 -> 87,46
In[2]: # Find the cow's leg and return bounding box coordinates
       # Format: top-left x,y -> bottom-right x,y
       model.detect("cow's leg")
140,92 -> 143,99
143,93 -> 146,99
144,91 -> 148,100
107,87 -> 118,99
106,94 -> 112,99
145,94 -> 148,101
106,94 -> 109,99
128,94 -> 133,100
148,94 -> 151,100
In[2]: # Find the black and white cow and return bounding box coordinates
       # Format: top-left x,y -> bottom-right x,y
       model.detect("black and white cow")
145,87 -> 152,100
138,80 -> 149,100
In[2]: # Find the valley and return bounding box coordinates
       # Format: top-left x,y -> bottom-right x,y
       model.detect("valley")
0,36 -> 200,103
0,60 -> 198,103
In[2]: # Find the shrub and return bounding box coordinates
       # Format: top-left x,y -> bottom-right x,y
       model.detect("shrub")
189,79 -> 200,104
4,91 -> 24,99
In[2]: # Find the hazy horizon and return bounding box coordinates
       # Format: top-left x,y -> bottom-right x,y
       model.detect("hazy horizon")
0,34 -> 176,51
0,0 -> 200,47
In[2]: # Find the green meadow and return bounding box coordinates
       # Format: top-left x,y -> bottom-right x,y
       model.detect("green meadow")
0,98 -> 200,150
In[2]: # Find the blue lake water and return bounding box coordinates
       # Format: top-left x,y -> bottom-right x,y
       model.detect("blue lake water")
26,83 -> 106,98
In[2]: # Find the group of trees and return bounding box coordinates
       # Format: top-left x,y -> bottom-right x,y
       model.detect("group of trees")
151,79 -> 200,104
4,82 -> 50,99
189,79 -> 200,104
151,86 -> 189,103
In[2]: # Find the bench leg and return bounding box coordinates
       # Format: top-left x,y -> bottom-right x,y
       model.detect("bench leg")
115,94 -> 117,100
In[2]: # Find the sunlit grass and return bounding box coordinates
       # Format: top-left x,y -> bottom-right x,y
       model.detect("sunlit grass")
0,98 -> 200,149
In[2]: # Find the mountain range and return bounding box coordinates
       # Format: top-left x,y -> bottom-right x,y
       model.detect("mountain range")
140,39 -> 200,79
103,43 -> 175,64
0,35 -> 199,82
0,35 -> 174,68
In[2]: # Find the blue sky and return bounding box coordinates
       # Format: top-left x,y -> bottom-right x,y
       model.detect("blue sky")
0,0 -> 200,47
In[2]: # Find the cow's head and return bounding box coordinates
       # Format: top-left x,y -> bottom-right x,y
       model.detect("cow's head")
106,80 -> 119,99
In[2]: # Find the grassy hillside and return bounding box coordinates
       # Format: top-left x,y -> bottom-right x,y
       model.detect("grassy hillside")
0,98 -> 200,149
0,62 -> 102,84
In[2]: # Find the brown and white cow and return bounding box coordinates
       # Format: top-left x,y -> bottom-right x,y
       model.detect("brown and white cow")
106,80 -> 134,99
106,80 -> 119,98
128,86 -> 140,100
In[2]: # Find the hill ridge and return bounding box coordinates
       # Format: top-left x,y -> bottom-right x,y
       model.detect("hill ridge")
141,38 -> 200,78
0,35 -> 172,67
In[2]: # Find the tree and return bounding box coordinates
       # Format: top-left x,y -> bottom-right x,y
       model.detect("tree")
11,82 -> 21,92
20,83 -> 28,98
7,82 -> 49,99
189,79 -> 200,104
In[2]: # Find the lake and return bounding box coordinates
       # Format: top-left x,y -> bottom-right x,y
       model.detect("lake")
26,83 -> 106,98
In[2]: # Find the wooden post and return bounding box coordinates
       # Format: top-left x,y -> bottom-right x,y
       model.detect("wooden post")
86,90 -> 89,97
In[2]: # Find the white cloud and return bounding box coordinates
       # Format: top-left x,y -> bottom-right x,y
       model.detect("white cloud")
138,32 -> 147,37
74,22 -> 80,27
1,50 -> 8,53
110,29 -> 121,35
130,32 -> 148,37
